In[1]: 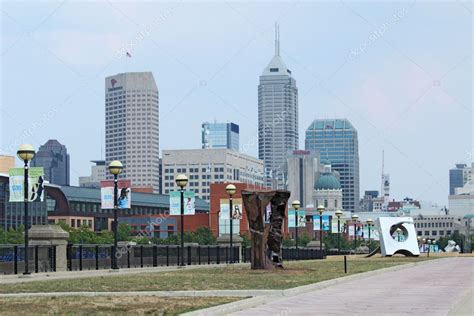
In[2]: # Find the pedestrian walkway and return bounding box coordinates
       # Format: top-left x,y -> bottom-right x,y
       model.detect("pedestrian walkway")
230,257 -> 473,315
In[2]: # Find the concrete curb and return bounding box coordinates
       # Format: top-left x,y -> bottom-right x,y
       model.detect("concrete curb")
183,258 -> 449,316
0,290 -> 276,298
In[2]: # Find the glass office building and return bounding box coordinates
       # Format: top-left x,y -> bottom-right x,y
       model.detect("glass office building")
201,122 -> 239,151
305,119 -> 359,212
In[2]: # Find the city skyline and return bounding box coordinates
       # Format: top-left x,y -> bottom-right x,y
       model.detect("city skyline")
1,2 -> 472,206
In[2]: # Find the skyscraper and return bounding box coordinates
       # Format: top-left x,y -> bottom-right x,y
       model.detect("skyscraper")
105,72 -> 160,192
31,139 -> 70,186
305,119 -> 360,212
449,163 -> 469,195
202,122 -> 239,151
258,24 -> 298,189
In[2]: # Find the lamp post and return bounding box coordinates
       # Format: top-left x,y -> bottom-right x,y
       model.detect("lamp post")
108,160 -> 123,270
367,219 -> 373,253
291,200 -> 301,259
176,174 -> 188,266
427,239 -> 431,257
335,210 -> 343,252
17,144 -> 35,275
396,228 -> 402,242
317,205 -> 325,255
226,184 -> 237,263
351,214 -> 359,253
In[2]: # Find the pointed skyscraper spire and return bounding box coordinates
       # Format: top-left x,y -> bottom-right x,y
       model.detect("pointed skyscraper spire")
275,22 -> 280,56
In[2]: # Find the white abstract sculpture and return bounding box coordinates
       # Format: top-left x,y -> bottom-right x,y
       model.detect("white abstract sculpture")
378,217 -> 420,257
444,240 -> 460,253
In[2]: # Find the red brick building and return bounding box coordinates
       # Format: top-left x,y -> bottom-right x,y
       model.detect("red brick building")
209,182 -> 289,237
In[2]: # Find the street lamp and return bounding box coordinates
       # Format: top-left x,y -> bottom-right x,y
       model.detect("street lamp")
367,219 -> 373,253
108,160 -> 123,270
317,205 -> 325,255
291,200 -> 301,259
226,184 -> 237,263
396,227 -> 402,242
17,144 -> 35,275
427,239 -> 432,257
335,209 -> 343,252
176,174 -> 188,266
351,214 -> 359,253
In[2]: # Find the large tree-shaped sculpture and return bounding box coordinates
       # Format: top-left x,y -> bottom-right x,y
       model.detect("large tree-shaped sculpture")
241,190 -> 290,269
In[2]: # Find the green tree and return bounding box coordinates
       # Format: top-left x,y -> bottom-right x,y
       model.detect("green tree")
0,226 -> 24,244
118,223 -> 133,241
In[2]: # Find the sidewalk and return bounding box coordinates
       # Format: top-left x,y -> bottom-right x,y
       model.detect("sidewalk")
228,257 -> 473,315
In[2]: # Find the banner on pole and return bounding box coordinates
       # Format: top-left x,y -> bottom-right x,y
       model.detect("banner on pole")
348,225 -> 355,237
170,191 -> 195,215
331,220 -> 339,233
220,198 -> 243,220
100,180 -> 131,209
8,167 -> 45,202
288,210 -> 306,228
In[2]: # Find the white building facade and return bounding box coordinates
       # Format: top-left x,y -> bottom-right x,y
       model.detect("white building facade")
161,149 -> 264,201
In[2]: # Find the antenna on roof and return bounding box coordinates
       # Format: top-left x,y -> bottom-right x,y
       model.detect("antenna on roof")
274,22 -> 280,56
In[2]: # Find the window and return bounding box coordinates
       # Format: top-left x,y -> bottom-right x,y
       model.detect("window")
417,231 -> 422,236
71,219 -> 75,227
432,231 -> 437,236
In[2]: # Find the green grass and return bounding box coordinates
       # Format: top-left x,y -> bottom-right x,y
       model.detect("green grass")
0,256 -> 434,294
0,296 -> 240,315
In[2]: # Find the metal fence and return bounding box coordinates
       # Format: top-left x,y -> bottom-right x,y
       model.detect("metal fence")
1,244 -> 326,274
0,245 -> 56,275
66,244 -> 241,271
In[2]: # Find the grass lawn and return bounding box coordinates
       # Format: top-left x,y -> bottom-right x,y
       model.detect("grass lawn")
0,256 -> 435,293
0,296 -> 240,315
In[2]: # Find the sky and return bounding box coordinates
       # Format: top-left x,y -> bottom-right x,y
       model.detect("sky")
1,0 -> 472,207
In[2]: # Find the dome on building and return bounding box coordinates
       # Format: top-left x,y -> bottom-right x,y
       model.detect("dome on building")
320,158 -> 331,165
315,173 -> 341,190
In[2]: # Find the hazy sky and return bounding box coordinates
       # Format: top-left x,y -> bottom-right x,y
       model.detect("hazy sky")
1,0 -> 472,206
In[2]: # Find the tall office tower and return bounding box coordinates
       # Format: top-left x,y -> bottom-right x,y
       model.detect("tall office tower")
449,163 -> 469,195
31,139 -> 70,186
202,122 -> 239,151
105,72 -> 160,192
78,160 -> 106,188
258,24 -> 298,189
305,119 -> 360,212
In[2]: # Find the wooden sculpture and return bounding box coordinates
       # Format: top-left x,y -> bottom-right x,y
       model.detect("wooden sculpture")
241,189 -> 290,269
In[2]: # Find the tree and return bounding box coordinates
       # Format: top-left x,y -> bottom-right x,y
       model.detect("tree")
0,226 -> 24,244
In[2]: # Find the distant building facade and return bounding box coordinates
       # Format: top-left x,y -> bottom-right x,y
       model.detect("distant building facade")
161,149 -> 265,201
0,156 -> 14,174
449,163 -> 470,195
413,214 -> 469,240
202,122 -> 239,151
258,24 -> 298,189
79,160 -> 106,188
286,150 -> 320,208
105,72 -> 160,192
360,190 -> 379,212
31,139 -> 70,186
305,119 -> 360,212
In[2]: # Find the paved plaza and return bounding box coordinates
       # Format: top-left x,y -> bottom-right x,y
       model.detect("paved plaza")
231,257 -> 473,315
